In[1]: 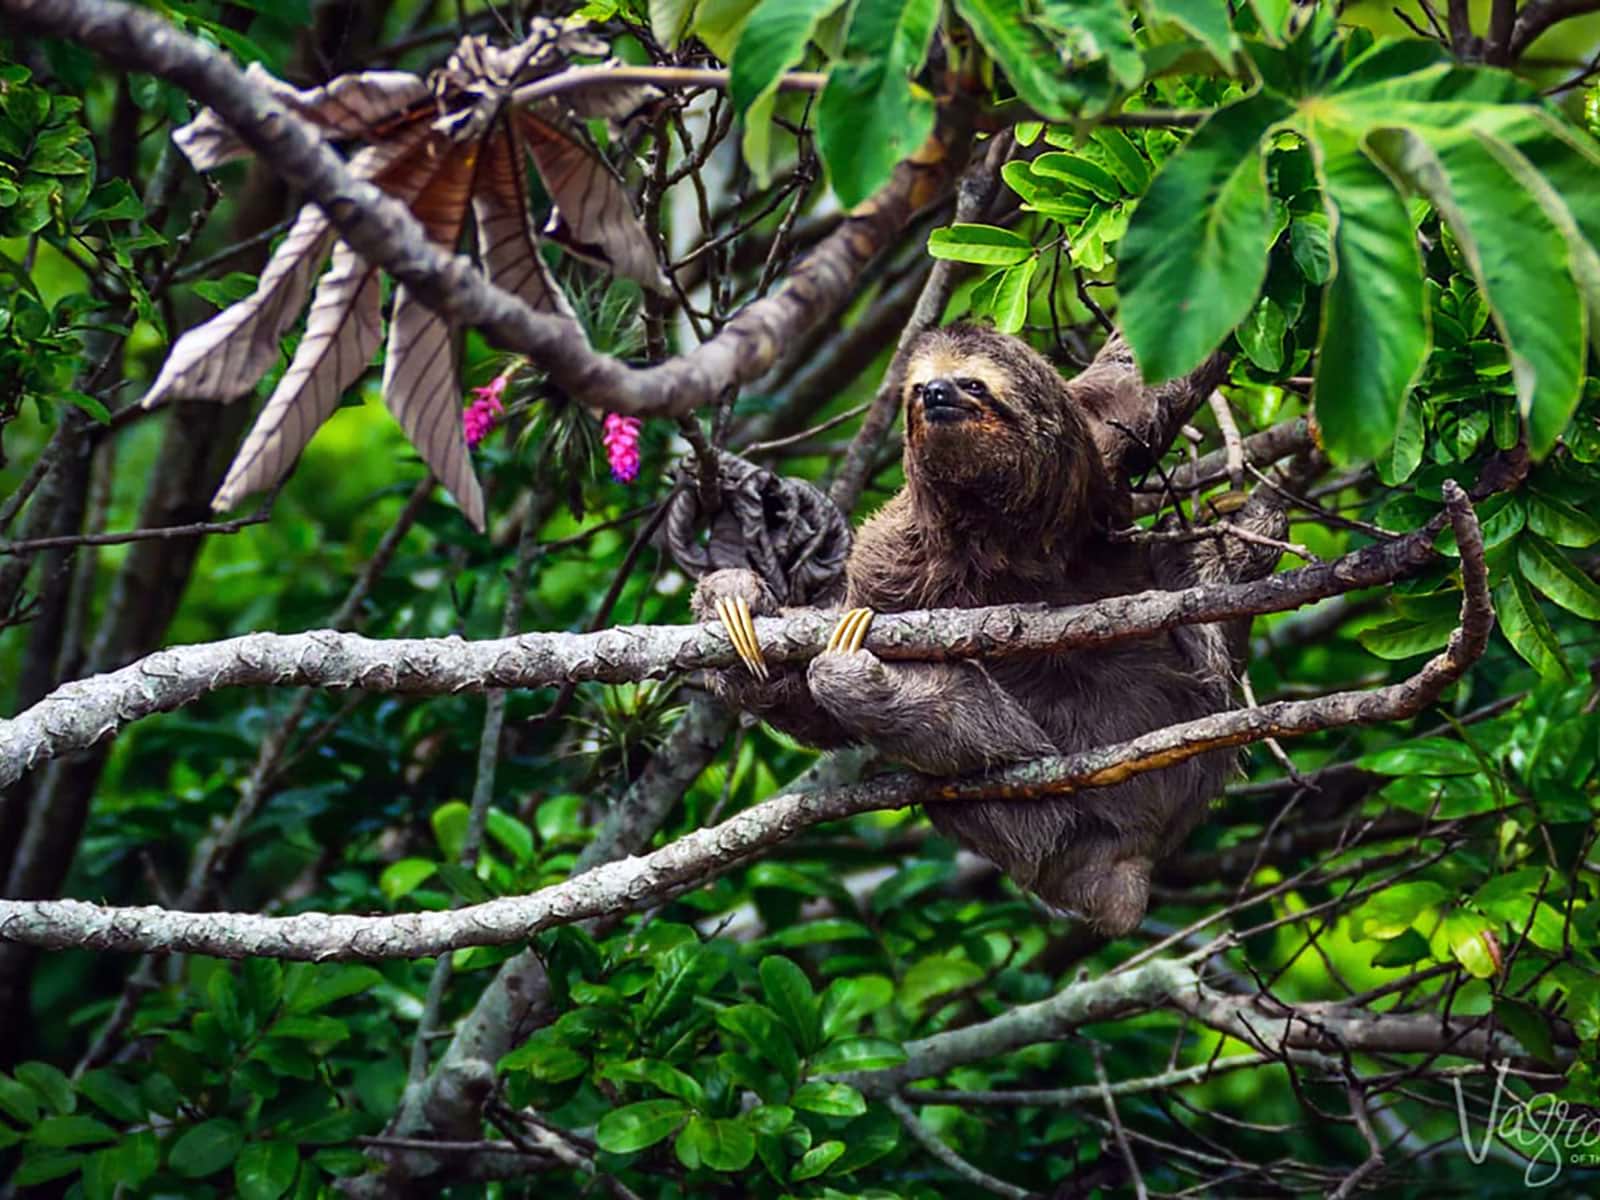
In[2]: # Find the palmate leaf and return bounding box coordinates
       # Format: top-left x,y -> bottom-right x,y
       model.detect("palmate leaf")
146,26 -> 665,531
1117,17 -> 1600,464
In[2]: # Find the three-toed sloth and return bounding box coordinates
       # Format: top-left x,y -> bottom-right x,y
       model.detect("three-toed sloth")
694,325 -> 1285,935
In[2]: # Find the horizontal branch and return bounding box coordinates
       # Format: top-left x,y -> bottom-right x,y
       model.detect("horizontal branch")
0,0 -> 965,419
0,505 -> 1454,789
0,487 -> 1488,961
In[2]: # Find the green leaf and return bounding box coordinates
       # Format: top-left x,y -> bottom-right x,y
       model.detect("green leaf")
650,0 -> 697,49
792,1138 -> 847,1180
235,1141 -> 298,1200
821,974 -> 893,1040
1524,488 -> 1600,547
1440,910 -> 1499,978
1367,126 -> 1585,457
810,1037 -> 908,1073
283,965 -> 384,1015
1236,295 -> 1286,372
1495,997 -> 1558,1064
973,257 -> 1038,334
1289,213 -> 1331,284
643,942 -> 733,1030
1518,532 -> 1600,619
1092,128 -> 1151,192
954,0 -> 1136,118
694,0 -> 762,59
675,1115 -> 756,1172
1494,573 -> 1571,681
760,956 -> 821,1054
1349,880 -> 1448,940
1119,92 -> 1292,383
872,861 -> 952,913
30,1115 -> 117,1148
598,1059 -> 707,1108
1142,0 -> 1238,66
169,1118 -> 245,1178
1033,152 -> 1123,201
1357,736 -> 1480,776
0,1074 -> 41,1125
899,954 -> 987,1014
595,1100 -> 690,1155
791,1081 -> 867,1116
1306,129 -> 1429,463
1370,928 -> 1431,967
11,1152 -> 84,1187
717,1004 -> 800,1084
816,0 -> 940,206
1377,393 -> 1425,486
485,808 -> 534,865
380,857 -> 437,902
74,1071 -> 141,1124
926,223 -> 1034,266
1356,614 -> 1455,660
15,1062 -> 72,1115
430,801 -> 469,859
764,918 -> 874,948
731,0 -> 848,115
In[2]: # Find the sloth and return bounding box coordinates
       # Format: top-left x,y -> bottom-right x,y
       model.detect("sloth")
693,324 -> 1285,935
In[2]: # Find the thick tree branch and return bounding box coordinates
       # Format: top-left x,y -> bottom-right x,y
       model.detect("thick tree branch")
0,503 -> 1459,789
0,485 -> 1490,962
1509,0 -> 1600,58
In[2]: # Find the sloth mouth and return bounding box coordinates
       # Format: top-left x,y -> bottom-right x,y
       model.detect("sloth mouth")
922,394 -> 983,423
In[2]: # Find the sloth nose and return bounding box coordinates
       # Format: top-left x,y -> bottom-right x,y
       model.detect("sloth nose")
922,379 -> 956,407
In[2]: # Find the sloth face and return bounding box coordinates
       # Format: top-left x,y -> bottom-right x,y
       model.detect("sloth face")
902,325 -> 1079,505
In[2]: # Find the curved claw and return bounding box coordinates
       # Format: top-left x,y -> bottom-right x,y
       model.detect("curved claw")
824,607 -> 875,655
713,594 -> 768,680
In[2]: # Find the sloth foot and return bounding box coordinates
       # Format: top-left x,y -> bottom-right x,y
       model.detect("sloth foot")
712,594 -> 768,680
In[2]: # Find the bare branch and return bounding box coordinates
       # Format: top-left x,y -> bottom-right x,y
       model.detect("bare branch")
887,1095 -> 1033,1200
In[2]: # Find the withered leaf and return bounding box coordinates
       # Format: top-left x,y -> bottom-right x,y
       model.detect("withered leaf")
149,22 -> 666,531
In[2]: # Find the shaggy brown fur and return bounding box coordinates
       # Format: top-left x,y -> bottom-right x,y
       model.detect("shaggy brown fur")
694,325 -> 1284,935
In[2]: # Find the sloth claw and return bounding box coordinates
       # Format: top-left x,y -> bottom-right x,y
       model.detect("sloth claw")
824,607 -> 875,655
714,595 -> 768,680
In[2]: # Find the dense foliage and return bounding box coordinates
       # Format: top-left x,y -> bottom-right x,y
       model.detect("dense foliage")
5,0 -> 1600,1196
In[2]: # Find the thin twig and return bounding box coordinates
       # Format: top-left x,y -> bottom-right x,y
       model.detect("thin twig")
886,1096 -> 1032,1200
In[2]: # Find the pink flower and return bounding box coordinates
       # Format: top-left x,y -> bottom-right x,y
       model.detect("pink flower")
602,412 -> 641,483
463,373 -> 509,448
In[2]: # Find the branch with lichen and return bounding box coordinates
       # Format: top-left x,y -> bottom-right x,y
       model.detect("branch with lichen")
0,481 -> 1492,962
0,496 -> 1462,789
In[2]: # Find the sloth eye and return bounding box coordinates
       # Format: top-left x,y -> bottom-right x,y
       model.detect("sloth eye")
958,378 -> 990,399
910,383 -> 925,399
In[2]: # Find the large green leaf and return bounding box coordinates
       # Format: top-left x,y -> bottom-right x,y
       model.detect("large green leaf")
1518,532 -> 1600,619
759,956 -> 821,1055
1141,0 -> 1237,67
815,0 -> 939,206
953,0 -> 1138,119
1118,91 -> 1292,382
730,0 -> 848,115
1366,126 -> 1585,456
1494,573 -> 1570,680
1306,127 -> 1429,463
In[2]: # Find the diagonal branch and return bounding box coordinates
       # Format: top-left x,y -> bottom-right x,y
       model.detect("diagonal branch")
0,0 -> 969,420
0,482 -> 1491,962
